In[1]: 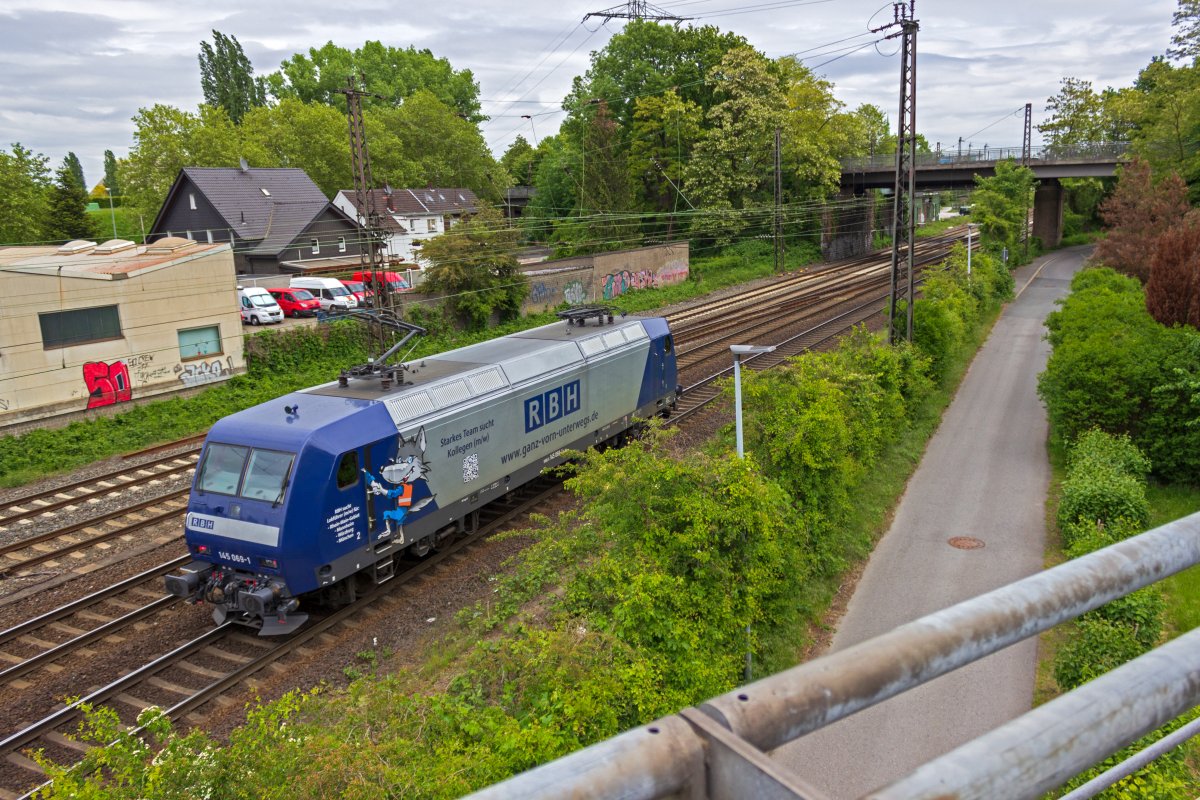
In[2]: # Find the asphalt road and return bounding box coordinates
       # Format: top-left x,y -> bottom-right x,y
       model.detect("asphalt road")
771,247 -> 1091,797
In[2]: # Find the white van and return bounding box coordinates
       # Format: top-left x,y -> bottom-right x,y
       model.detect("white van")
289,277 -> 359,312
238,286 -> 284,326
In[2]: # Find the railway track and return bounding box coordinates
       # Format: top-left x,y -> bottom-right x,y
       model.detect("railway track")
0,452 -> 198,531
0,230 -> 973,798
0,478 -> 562,799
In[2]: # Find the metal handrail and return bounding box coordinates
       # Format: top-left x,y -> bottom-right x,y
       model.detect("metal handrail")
840,142 -> 1131,173
465,510 -> 1200,800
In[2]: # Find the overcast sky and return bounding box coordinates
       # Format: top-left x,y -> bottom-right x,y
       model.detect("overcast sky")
0,0 -> 1178,189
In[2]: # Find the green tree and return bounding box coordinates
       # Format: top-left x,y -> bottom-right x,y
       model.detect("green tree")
845,103 -> 890,158
264,41 -> 482,123
563,20 -> 749,133
1039,77 -> 1105,148
1129,59 -> 1200,196
418,205 -> 527,330
1168,0 -> 1200,60
103,149 -> 120,197
687,46 -> 787,241
63,151 -> 85,192
198,30 -> 267,124
970,159 -> 1036,254
120,104 -> 242,217
500,135 -> 536,187
778,57 -> 853,201
239,99 -> 350,196
369,91 -> 504,201
45,160 -> 97,241
0,143 -> 51,243
627,90 -> 702,238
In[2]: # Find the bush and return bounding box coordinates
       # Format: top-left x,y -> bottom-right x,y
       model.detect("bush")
1053,617 -> 1147,691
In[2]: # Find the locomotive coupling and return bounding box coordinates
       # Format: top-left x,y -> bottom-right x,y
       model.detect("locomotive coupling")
164,562 -> 214,599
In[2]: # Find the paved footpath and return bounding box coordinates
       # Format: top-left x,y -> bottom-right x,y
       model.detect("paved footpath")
772,247 -> 1090,797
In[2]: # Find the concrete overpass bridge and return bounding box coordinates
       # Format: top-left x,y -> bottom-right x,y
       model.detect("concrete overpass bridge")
836,142 -> 1130,247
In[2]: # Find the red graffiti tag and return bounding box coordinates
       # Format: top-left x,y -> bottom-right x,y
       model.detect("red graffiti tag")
82,361 -> 132,409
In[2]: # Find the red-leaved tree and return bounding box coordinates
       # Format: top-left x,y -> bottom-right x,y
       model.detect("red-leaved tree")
1093,158 -> 1191,282
1145,212 -> 1200,328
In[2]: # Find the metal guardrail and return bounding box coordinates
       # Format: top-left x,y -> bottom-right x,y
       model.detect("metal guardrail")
465,510 -> 1200,800
841,142 -> 1131,173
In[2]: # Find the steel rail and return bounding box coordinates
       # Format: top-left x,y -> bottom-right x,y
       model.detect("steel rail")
0,594 -> 181,684
0,556 -> 188,640
8,477 -> 566,799
0,502 -> 186,578
0,454 -> 197,527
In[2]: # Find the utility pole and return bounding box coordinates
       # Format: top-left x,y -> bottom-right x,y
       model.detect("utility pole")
338,75 -> 391,356
875,0 -> 919,345
584,0 -> 690,22
774,128 -> 784,273
1022,102 -> 1033,258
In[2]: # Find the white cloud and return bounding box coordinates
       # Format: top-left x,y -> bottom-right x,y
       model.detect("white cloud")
0,0 -> 1176,189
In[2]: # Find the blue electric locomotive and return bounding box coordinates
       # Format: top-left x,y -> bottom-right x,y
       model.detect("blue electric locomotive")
165,312 -> 678,634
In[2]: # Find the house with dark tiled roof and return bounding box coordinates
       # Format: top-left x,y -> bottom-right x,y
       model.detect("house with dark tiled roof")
148,167 -> 366,275
332,187 -> 478,266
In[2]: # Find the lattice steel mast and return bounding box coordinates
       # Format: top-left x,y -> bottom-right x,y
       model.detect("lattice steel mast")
584,0 -> 691,22
876,1 -> 919,345
338,76 -> 391,333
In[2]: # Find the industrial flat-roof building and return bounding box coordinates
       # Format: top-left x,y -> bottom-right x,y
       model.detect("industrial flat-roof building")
0,237 -> 245,431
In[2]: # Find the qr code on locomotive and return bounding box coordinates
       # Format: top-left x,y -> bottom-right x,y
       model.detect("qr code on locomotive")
462,453 -> 479,483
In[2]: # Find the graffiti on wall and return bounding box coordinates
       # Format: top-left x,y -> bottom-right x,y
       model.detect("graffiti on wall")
0,398 -> 9,411
126,352 -> 172,385
175,357 -> 234,388
528,281 -> 555,307
82,361 -> 133,409
563,280 -> 587,305
601,258 -> 689,301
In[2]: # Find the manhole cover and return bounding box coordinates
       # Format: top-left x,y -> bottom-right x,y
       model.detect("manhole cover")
948,536 -> 986,550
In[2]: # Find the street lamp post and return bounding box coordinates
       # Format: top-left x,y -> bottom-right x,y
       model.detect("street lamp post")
730,344 -> 776,681
105,187 -> 117,240
966,222 -> 978,283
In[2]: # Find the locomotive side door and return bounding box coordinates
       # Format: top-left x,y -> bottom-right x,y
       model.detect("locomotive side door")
363,437 -> 395,541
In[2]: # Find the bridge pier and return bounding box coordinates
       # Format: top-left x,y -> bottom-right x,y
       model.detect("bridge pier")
822,192 -> 876,260
1032,179 -> 1064,248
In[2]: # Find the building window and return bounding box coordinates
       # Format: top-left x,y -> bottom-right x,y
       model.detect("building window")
338,236 -> 346,253
189,193 -> 197,210
39,305 -> 122,348
311,238 -> 319,255
178,325 -> 223,360
426,218 -> 437,233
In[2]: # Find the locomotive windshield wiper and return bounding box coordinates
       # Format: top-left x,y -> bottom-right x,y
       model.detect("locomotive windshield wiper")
273,467 -> 293,508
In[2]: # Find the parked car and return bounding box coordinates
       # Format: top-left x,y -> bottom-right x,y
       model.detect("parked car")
289,276 -> 359,312
238,286 -> 284,326
341,279 -> 370,304
267,288 -> 321,318
352,270 -> 412,295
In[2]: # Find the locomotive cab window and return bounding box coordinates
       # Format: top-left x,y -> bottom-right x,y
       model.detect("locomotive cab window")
336,451 -> 359,489
663,335 -> 674,354
241,449 -> 295,502
197,444 -> 249,495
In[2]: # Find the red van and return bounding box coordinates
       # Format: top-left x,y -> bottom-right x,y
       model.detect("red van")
267,288 -> 321,318
352,270 -> 412,294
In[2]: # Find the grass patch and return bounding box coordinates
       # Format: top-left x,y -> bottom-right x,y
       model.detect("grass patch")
1149,482 -> 1200,636
0,241 -> 826,488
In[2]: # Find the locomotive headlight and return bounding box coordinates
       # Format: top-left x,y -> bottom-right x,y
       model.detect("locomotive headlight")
196,545 -> 209,555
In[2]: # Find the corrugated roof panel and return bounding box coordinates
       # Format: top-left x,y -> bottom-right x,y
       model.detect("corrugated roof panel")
384,392 -> 434,428
466,366 -> 507,395
602,330 -> 626,349
502,341 -> 583,384
578,336 -> 607,357
428,379 -> 471,409
623,323 -> 648,342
